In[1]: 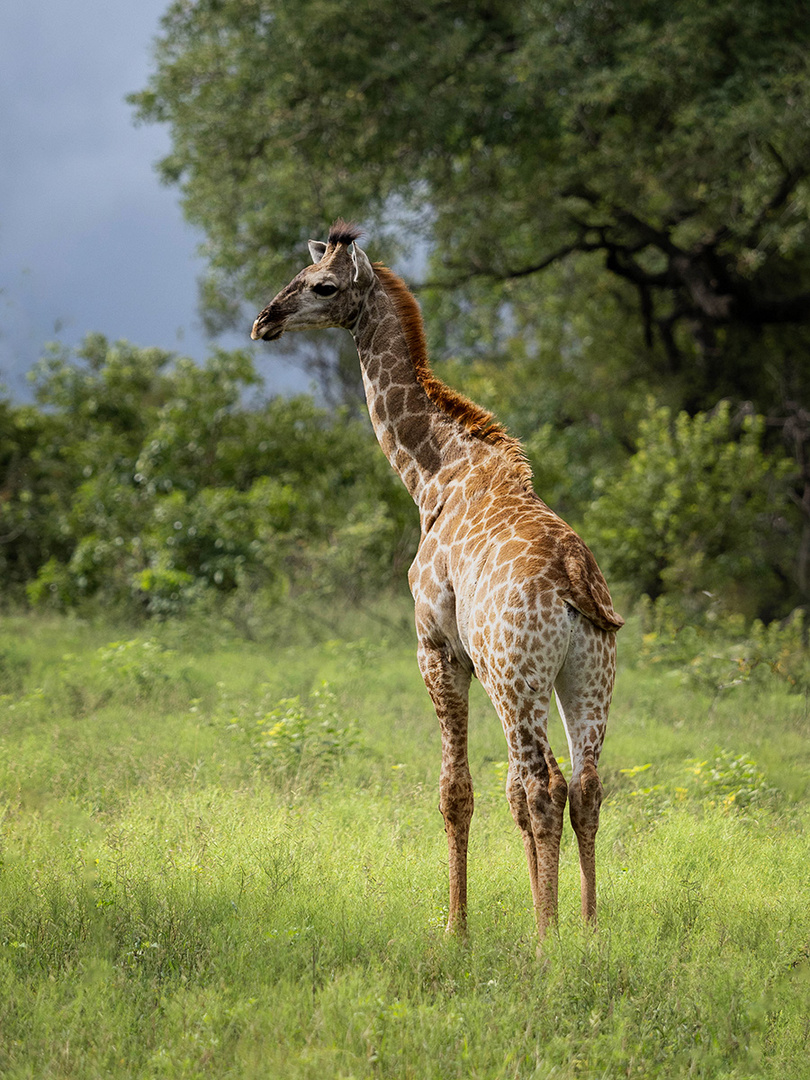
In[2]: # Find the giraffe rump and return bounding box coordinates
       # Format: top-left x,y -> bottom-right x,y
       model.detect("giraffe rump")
373,263 -> 535,491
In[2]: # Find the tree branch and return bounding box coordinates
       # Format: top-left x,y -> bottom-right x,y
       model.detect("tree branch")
745,154 -> 809,248
412,239 -> 591,290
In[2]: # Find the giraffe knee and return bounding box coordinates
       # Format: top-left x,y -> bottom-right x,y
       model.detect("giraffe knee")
569,763 -> 603,834
508,767 -> 568,838
506,769 -> 531,832
439,769 -> 474,831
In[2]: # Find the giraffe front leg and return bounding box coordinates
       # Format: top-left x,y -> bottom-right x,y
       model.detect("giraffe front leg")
417,640 -> 473,933
440,751 -> 474,932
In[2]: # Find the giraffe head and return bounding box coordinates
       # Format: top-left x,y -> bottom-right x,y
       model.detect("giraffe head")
251,219 -> 375,341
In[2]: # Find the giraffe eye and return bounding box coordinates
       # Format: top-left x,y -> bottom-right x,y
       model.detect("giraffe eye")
312,282 -> 338,297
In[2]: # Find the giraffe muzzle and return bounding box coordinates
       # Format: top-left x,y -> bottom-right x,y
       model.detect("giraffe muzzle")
250,315 -> 284,341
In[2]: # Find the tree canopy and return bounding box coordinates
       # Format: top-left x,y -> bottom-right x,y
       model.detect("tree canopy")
129,0 -> 810,615
133,0 -> 810,398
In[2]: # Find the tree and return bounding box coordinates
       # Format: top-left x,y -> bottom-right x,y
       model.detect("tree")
132,1 -> 810,386
131,0 -> 810,610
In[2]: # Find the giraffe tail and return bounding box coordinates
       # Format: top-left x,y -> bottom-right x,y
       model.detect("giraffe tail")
562,538 -> 624,633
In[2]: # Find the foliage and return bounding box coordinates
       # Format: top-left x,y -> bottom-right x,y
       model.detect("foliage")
3,333 -> 805,622
237,682 -> 361,789
1,336 -> 416,619
585,400 -> 799,617
629,597 -> 810,701
617,749 -> 779,822
1,636 -> 202,725
128,0 -> 810,614
129,0 -> 810,426
687,750 -> 779,811
132,0 -> 810,375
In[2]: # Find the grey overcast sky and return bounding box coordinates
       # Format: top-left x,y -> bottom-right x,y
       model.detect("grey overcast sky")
0,0 -> 305,400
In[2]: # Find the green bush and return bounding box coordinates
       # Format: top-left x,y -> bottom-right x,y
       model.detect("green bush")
585,400 -> 798,619
624,596 -> 810,700
233,682 -> 361,789
6,337 -> 416,619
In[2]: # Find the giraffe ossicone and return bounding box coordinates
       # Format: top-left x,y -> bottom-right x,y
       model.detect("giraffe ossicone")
252,219 -> 623,943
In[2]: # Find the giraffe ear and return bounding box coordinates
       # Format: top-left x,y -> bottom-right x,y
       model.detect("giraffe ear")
308,240 -> 327,263
349,242 -> 374,286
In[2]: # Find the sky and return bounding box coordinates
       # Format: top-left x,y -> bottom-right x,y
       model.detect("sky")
0,0 -> 305,400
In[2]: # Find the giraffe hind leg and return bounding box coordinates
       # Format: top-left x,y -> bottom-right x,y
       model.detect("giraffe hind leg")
480,608 -> 572,941
566,752 -> 603,923
506,749 -> 568,937
554,618 -> 616,925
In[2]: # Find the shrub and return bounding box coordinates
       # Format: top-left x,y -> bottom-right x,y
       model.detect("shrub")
585,400 -> 798,620
629,596 -> 810,698
687,750 -> 779,811
232,683 -> 361,790
13,337 -> 416,619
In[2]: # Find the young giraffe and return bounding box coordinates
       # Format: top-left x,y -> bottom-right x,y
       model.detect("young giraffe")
251,220 -> 623,941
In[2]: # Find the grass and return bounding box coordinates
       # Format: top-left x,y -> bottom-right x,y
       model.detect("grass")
1,605 -> 809,1078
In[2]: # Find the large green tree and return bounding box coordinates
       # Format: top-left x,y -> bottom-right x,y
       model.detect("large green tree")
131,0 -> 810,610
133,0 -> 809,390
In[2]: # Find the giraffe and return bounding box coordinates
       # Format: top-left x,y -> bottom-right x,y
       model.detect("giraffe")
251,220 -> 623,941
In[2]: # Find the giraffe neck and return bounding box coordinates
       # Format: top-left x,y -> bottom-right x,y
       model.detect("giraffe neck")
351,273 -> 472,514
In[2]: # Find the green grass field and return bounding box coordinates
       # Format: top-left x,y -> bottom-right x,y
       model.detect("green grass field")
1,607 -> 808,1078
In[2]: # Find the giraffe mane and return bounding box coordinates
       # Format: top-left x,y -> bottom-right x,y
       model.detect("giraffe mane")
327,218 -> 363,247
373,263 -> 534,490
